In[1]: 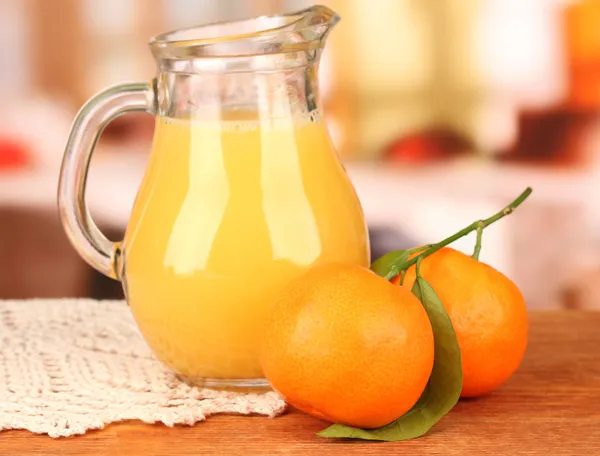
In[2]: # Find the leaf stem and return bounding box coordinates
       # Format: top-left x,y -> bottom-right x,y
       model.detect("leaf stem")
384,187 -> 532,279
415,256 -> 423,278
399,270 -> 407,285
472,223 -> 484,260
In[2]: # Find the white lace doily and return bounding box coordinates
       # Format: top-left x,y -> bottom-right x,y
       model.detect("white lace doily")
0,299 -> 286,437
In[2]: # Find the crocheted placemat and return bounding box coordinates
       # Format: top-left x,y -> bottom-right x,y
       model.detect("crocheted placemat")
0,299 -> 286,437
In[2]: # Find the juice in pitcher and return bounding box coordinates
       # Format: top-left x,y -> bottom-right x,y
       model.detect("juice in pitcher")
58,6 -> 370,389
123,114 -> 369,382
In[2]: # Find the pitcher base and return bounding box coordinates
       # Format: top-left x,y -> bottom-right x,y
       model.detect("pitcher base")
176,375 -> 271,392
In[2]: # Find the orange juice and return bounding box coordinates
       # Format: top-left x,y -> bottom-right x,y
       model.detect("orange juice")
122,114 -> 369,382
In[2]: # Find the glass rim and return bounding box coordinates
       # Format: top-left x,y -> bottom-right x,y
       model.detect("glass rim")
148,5 -> 340,60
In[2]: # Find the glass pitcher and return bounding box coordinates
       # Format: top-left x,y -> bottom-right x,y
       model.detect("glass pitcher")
58,5 -> 370,389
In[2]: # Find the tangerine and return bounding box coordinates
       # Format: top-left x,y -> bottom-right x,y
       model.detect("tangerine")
394,247 -> 528,398
260,263 -> 434,428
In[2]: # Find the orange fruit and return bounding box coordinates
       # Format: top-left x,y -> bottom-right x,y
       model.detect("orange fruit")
260,263 -> 434,429
393,247 -> 528,398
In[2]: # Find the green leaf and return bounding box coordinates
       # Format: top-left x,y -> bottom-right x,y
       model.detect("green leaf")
317,276 -> 462,441
370,250 -> 409,280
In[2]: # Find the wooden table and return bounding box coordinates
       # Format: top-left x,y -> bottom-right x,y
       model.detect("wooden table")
2,311 -> 599,455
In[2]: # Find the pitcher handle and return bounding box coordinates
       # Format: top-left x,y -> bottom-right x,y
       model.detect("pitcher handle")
58,81 -> 156,280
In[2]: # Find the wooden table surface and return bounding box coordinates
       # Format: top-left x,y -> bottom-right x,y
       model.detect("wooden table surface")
2,311 -> 599,455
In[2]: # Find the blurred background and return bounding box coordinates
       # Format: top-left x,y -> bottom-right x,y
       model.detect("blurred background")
1,0 -> 599,309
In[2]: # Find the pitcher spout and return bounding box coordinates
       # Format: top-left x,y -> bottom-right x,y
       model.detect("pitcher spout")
284,4 -> 340,44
